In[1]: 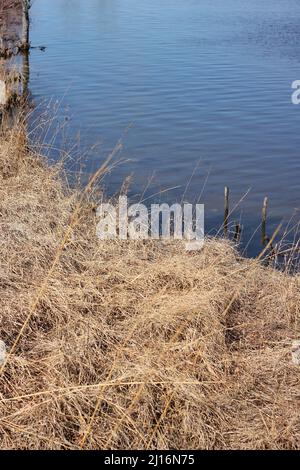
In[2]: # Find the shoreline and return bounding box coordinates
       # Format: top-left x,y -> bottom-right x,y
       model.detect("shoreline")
0,2 -> 300,451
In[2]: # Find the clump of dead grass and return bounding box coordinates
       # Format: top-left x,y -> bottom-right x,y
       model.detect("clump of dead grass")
0,123 -> 299,450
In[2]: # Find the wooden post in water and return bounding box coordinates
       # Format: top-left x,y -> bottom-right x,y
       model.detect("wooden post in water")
21,0 -> 30,51
233,221 -> 241,243
21,48 -> 29,97
224,186 -> 229,237
261,196 -> 268,245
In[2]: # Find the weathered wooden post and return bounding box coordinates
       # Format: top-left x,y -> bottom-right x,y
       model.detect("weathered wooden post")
261,196 -> 268,245
21,0 -> 30,51
0,0 -> 30,56
224,186 -> 229,237
21,48 -> 29,97
0,1 -> 30,124
233,221 -> 241,243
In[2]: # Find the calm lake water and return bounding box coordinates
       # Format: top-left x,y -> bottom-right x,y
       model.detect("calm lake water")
29,0 -> 300,254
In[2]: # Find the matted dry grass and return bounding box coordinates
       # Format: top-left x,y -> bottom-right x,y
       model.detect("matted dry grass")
0,124 -> 299,450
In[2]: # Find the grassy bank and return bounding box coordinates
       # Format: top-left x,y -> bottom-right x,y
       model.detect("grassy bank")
0,123 -> 299,450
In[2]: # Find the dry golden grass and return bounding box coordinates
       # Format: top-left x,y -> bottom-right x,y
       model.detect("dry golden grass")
0,122 -> 300,450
